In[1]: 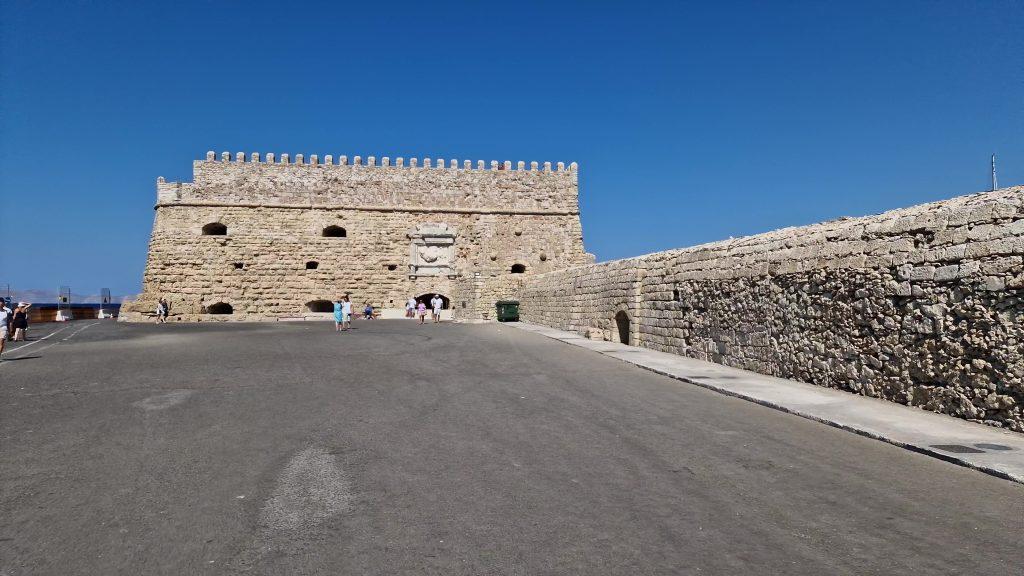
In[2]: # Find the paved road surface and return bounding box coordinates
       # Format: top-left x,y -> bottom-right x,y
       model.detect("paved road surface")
1,320 -> 1021,575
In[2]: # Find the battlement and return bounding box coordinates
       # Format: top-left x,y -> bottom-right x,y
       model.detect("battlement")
201,151 -> 578,173
155,150 -> 582,214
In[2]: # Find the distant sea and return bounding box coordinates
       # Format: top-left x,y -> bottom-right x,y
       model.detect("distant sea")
8,289 -> 130,304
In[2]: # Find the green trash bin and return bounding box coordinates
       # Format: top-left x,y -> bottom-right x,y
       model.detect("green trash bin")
495,300 -> 520,322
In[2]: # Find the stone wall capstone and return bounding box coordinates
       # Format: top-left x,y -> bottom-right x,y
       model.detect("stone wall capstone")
519,186 -> 1024,431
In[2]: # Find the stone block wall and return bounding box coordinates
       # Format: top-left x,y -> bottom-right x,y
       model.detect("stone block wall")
124,152 -> 588,321
159,153 -> 580,213
519,186 -> 1024,431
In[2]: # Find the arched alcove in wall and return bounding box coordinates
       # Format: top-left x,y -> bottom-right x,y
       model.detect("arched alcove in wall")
306,300 -> 333,313
322,225 -> 347,238
206,302 -> 233,314
202,222 -> 227,235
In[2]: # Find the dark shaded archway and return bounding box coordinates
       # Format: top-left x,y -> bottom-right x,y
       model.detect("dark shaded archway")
510,263 -> 526,274
615,311 -> 630,345
416,293 -> 450,309
322,225 -> 347,238
202,222 -> 227,235
306,300 -> 333,313
207,302 -> 233,314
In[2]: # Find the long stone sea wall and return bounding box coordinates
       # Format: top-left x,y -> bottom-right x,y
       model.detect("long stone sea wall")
519,186 -> 1024,431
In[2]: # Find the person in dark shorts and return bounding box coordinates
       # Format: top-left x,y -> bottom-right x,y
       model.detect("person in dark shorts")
12,303 -> 30,342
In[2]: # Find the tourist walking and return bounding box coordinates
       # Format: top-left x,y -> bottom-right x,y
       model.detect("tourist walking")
416,300 -> 427,324
0,300 -> 11,359
160,298 -> 170,322
363,303 -> 374,320
430,295 -> 443,323
333,297 -> 344,331
12,303 -> 30,342
341,296 -> 353,330
406,296 -> 417,318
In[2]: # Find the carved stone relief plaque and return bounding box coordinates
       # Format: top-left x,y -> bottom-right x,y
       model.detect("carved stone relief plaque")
408,223 -> 458,277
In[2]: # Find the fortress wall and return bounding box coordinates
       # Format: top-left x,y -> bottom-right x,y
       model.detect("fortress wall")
519,186 -> 1024,431
128,151 -> 589,322
132,204 -> 585,321
157,153 -> 580,213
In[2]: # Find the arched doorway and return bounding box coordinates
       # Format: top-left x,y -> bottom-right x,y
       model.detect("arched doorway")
615,311 -> 630,345
305,300 -> 334,313
207,302 -> 233,315
416,293 -> 450,309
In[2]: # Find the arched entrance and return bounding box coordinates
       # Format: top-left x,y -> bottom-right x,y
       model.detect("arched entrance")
305,300 -> 334,313
615,311 -> 630,345
416,293 -> 450,309
207,302 -> 233,315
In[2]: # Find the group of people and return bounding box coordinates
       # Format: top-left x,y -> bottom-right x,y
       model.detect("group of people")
0,301 -> 32,361
331,294 -> 446,331
406,295 -> 445,324
149,294 -> 445,331
332,296 -> 354,331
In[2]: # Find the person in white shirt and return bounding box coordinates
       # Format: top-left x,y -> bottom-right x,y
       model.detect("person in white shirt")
430,295 -> 443,323
341,296 -> 353,331
406,296 -> 417,319
0,301 -> 11,359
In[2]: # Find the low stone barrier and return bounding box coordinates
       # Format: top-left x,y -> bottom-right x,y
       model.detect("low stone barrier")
519,186 -> 1024,432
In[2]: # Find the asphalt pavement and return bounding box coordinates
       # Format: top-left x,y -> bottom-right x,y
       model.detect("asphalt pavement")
1,320 -> 1021,575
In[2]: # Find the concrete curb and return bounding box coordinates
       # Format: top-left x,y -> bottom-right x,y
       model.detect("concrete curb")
507,322 -> 1024,485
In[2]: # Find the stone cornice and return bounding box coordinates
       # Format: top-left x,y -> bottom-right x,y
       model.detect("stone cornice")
155,201 -> 579,216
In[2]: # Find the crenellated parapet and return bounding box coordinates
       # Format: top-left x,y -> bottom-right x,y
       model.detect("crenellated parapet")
201,150 -> 578,172
156,149 -> 582,214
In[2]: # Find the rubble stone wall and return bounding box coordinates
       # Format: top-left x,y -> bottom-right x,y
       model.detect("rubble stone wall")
124,152 -> 588,321
520,187 -> 1024,431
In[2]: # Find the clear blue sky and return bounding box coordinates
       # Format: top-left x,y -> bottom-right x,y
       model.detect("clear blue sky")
2,0 -> 1021,296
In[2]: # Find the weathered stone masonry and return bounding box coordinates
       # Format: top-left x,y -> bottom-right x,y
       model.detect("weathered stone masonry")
127,151 -> 1024,431
123,152 -> 589,321
519,186 -> 1024,431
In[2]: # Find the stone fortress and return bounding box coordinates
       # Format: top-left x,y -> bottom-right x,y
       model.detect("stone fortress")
122,151 -> 590,322
125,150 -> 1023,432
